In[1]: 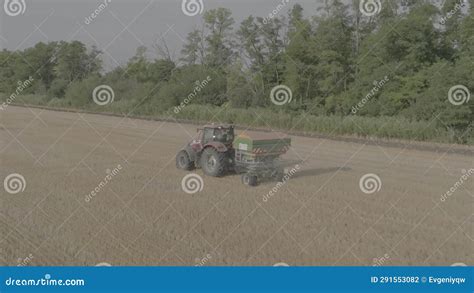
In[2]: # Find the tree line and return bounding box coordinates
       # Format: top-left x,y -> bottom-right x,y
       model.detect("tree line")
0,0 -> 472,143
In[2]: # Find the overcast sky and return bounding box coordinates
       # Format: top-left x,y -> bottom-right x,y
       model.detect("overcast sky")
0,0 -> 326,70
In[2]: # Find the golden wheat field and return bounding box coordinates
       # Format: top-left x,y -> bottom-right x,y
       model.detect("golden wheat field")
1,106 -> 473,266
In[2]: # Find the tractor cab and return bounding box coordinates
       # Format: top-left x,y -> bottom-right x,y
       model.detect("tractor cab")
176,124 -> 235,176
199,124 -> 235,147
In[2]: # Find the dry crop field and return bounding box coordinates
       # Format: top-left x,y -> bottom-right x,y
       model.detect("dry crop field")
1,106 -> 473,266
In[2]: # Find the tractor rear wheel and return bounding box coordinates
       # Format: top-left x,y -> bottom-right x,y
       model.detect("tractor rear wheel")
200,148 -> 226,177
176,150 -> 194,171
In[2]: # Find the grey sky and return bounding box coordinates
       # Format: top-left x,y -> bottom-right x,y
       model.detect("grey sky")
0,0 -> 324,70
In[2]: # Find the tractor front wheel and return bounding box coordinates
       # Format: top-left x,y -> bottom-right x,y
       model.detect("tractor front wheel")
200,148 -> 226,177
176,150 -> 194,171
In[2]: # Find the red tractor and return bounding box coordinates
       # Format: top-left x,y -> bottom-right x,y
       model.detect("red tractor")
176,124 -> 296,186
175,124 -> 235,177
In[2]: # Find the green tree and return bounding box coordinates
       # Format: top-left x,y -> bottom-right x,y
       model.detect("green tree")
203,8 -> 235,68
55,41 -> 101,82
181,29 -> 206,65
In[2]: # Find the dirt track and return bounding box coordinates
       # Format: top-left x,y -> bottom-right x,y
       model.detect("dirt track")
1,106 -> 473,266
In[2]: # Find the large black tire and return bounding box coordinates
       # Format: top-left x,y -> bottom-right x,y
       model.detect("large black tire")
241,173 -> 258,187
176,150 -> 194,171
200,148 -> 226,177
